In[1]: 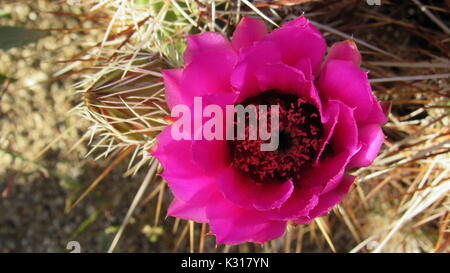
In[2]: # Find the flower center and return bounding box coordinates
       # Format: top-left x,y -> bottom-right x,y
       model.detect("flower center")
229,90 -> 324,183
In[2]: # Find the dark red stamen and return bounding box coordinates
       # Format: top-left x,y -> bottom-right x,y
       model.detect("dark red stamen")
230,90 -> 324,183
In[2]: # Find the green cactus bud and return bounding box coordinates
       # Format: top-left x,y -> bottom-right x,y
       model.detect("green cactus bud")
85,52 -> 170,144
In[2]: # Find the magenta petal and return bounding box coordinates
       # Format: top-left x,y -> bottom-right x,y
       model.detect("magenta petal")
295,58 -> 314,81
267,184 -> 320,220
310,161 -> 357,197
256,63 -> 321,108
296,102 -> 357,204
216,167 -> 294,210
161,69 -> 184,110
168,198 -> 208,223
326,100 -> 359,154
362,98 -> 388,124
184,32 -> 235,64
158,15 -> 386,244
192,139 -> 230,174
318,60 -> 374,122
153,126 -> 215,202
181,50 -> 237,101
178,33 -> 238,104
215,167 -> 253,209
314,152 -> 354,196
315,101 -> 339,164
349,124 -> 385,168
315,100 -> 360,194
257,63 -> 306,92
296,174 -> 356,224
231,41 -> 282,102
269,100 -> 359,220
251,180 -> 294,210
293,217 -> 310,225
206,192 -> 287,245
283,16 -> 310,28
232,16 -> 268,51
326,40 -> 361,67
190,93 -> 238,174
264,16 -> 326,76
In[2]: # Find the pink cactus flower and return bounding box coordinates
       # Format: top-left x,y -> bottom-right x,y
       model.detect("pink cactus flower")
154,16 -> 387,245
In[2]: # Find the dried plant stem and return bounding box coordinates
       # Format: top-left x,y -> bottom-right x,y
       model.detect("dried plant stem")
310,20 -> 399,59
315,218 -> 336,253
411,0 -> 450,35
368,61 -> 450,69
70,146 -> 135,211
107,158 -> 159,253
370,74 -> 450,83
189,221 -> 195,253
199,223 -> 207,253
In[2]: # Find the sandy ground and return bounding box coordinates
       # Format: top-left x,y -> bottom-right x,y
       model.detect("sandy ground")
0,1 -> 169,253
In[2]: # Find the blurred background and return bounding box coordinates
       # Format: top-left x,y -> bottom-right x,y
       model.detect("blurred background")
0,0 -> 449,253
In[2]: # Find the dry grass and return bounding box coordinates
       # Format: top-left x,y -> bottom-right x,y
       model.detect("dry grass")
1,0 -> 449,253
